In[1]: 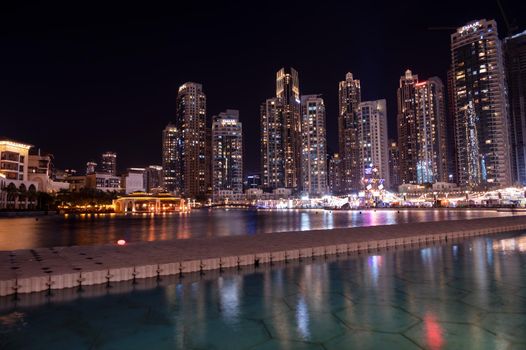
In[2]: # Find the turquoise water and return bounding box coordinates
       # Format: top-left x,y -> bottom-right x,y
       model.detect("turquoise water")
1,233 -> 526,349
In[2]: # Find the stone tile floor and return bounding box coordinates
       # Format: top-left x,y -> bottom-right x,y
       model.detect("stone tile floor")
0,232 -> 525,349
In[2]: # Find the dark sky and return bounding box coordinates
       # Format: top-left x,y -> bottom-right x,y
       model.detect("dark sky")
1,0 -> 525,174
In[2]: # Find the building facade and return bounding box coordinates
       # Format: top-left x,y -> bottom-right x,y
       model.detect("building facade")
397,70 -> 448,184
276,67 -> 302,191
505,30 -> 526,185
176,82 -> 208,198
212,109 -> 243,201
300,95 -> 328,196
338,72 -> 362,193
145,165 -> 163,192
328,153 -> 344,195
101,151 -> 117,176
0,139 -> 38,209
121,168 -> 145,194
388,140 -> 400,190
162,124 -> 180,193
261,98 -> 284,189
86,161 -> 97,175
451,19 -> 511,188
357,100 -> 390,188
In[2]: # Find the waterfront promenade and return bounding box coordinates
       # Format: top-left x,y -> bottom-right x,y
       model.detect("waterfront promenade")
2,215 -> 526,296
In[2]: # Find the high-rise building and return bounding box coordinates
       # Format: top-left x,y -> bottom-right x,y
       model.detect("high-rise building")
162,124 -> 180,193
328,153 -> 344,195
101,151 -> 117,176
505,30 -> 526,185
397,70 -> 448,184
388,140 -> 400,190
276,67 -> 302,191
451,19 -> 511,188
145,165 -> 163,192
300,95 -> 328,196
357,100 -> 390,188
446,66 -> 458,183
261,98 -> 284,189
212,109 -> 243,200
415,77 -> 448,183
86,161 -> 97,175
397,69 -> 418,184
338,72 -> 362,193
260,68 -> 302,192
176,82 -> 208,198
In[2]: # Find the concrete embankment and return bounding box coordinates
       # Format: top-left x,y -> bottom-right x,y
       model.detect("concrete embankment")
1,215 -> 526,296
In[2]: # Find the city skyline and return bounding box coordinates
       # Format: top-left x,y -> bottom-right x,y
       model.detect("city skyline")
1,1 -> 525,175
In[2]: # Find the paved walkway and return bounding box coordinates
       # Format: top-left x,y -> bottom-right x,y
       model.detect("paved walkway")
2,215 -> 526,296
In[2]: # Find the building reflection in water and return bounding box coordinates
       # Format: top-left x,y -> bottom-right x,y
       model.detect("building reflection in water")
2,233 -> 526,349
0,209 -> 516,250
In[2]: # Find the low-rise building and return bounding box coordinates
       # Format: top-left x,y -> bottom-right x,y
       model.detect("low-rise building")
86,173 -> 122,192
0,139 -> 39,209
121,168 -> 145,194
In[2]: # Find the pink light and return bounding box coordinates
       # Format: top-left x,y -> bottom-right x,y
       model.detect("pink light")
117,239 -> 126,246
424,312 -> 444,350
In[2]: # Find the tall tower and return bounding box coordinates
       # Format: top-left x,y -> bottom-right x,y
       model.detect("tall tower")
328,153 -> 344,195
446,65 -> 458,183
451,19 -> 511,188
338,72 -> 362,193
101,151 -> 117,176
505,30 -> 526,185
300,95 -> 328,196
176,82 -> 208,198
357,100 -> 390,188
397,71 -> 448,184
212,109 -> 243,200
414,77 -> 448,183
397,69 -> 419,184
388,140 -> 400,190
162,124 -> 180,193
276,67 -> 301,191
260,98 -> 285,189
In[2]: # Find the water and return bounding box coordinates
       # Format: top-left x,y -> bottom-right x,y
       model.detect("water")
1,233 -> 525,349
0,209 -> 518,250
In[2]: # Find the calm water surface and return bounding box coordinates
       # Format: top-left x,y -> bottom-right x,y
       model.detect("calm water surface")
0,209 -> 520,250
0,232 -> 525,349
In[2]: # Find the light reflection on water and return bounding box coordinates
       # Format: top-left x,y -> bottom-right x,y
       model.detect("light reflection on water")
0,233 -> 525,349
0,209 -> 519,250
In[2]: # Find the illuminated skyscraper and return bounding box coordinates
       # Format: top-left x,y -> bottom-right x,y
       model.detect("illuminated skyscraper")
276,67 -> 301,191
176,82 -> 208,198
261,98 -> 284,189
101,151 -> 117,176
388,140 -> 400,190
162,124 -> 180,193
261,68 -> 301,191
300,95 -> 327,196
505,30 -> 526,184
328,153 -> 344,195
338,72 -> 362,193
397,69 -> 418,184
357,100 -> 389,188
212,109 -> 243,200
451,19 -> 511,188
397,70 -> 448,184
446,66 -> 458,183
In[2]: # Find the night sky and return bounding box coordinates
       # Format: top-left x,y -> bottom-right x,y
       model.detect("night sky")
1,0 -> 525,174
